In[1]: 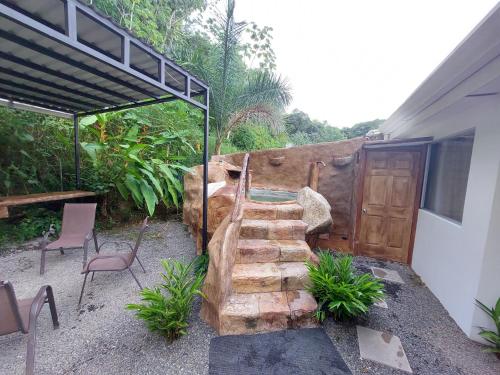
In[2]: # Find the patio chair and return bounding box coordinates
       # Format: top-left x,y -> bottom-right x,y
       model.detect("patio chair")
78,217 -> 149,307
0,280 -> 59,375
40,203 -> 99,275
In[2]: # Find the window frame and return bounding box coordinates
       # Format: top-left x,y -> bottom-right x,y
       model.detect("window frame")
420,129 -> 475,225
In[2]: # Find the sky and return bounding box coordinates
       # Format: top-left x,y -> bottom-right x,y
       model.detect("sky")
234,0 -> 499,128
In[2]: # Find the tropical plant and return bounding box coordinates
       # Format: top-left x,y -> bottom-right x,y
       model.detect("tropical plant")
194,252 -> 209,278
127,259 -> 205,341
79,112 -> 194,215
177,0 -> 292,154
306,252 -> 385,321
475,298 -> 500,354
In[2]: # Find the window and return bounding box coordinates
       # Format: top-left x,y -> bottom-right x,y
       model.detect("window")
423,131 -> 474,223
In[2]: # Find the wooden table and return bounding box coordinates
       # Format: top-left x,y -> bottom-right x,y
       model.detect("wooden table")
0,191 -> 96,218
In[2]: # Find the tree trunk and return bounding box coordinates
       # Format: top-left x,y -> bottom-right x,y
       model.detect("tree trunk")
214,138 -> 223,155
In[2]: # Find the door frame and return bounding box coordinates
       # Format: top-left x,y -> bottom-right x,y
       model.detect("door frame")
352,142 -> 429,264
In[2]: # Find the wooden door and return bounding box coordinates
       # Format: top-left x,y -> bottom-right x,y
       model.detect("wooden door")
356,149 -> 423,263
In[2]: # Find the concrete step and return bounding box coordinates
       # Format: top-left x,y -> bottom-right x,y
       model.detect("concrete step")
242,201 -> 303,220
239,219 -> 308,240
232,262 -> 310,293
236,239 -> 312,263
219,290 -> 318,335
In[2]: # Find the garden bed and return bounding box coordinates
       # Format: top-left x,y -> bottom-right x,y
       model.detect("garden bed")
0,221 -> 498,374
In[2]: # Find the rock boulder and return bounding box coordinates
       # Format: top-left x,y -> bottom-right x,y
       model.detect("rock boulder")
296,187 -> 332,235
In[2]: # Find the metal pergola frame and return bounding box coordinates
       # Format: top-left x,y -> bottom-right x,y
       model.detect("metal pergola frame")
0,0 -> 210,251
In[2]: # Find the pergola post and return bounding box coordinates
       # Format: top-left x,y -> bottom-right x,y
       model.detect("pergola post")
202,89 -> 210,253
73,113 -> 81,189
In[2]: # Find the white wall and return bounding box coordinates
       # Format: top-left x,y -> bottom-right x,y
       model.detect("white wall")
392,96 -> 500,338
471,162 -> 500,340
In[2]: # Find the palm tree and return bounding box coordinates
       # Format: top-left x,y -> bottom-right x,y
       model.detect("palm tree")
176,0 -> 292,154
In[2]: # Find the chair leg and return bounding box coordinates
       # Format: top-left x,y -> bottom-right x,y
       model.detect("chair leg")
45,286 -> 59,329
40,250 -> 46,275
26,322 -> 37,375
93,230 -> 99,254
78,273 -> 89,307
128,268 -> 143,289
135,255 -> 146,273
91,272 -> 95,282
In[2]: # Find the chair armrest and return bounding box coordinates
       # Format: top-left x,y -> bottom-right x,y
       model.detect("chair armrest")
98,241 -> 134,252
28,286 -> 51,325
82,232 -> 93,267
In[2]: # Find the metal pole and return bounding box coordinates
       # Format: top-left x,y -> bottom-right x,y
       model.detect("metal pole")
73,113 -> 81,189
202,89 -> 210,252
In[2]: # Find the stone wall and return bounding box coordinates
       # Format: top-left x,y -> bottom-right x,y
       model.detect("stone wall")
183,161 -> 240,253
213,138 -> 365,251
200,215 -> 241,332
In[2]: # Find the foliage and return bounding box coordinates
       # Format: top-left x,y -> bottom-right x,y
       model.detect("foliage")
176,0 -> 292,154
230,123 -> 287,151
341,119 -> 384,139
79,111 -> 195,215
306,252 -> 385,321
127,259 -> 205,341
0,208 -> 61,246
285,109 -> 346,146
0,108 -> 74,196
194,253 -> 209,278
475,298 -> 500,353
88,0 -> 206,57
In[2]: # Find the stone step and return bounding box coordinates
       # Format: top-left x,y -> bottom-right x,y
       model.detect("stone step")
242,201 -> 303,220
236,239 -> 312,263
239,219 -> 308,240
219,290 -> 318,335
232,262 -> 310,293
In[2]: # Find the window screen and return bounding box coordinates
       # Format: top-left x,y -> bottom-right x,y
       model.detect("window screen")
423,132 -> 474,223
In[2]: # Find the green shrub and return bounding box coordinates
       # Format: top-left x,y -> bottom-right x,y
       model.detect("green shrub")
194,253 -> 209,278
231,125 -> 257,150
306,252 -> 384,321
475,298 -> 500,354
126,259 -> 205,341
0,208 -> 61,246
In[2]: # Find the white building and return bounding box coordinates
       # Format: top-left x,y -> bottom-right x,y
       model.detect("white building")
380,3 -> 500,342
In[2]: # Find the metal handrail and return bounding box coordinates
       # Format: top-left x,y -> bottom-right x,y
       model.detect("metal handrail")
231,153 -> 250,222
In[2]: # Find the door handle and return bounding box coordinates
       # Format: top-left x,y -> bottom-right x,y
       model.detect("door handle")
362,208 -> 367,214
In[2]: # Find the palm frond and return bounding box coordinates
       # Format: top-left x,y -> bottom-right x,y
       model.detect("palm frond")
237,70 -> 292,109
226,104 -> 283,136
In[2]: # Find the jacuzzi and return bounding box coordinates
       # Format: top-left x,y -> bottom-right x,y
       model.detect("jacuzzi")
249,188 -> 297,202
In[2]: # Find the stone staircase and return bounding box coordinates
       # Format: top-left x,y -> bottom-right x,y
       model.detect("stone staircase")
219,201 -> 318,335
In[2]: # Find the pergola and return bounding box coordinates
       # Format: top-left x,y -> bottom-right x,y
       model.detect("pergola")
0,0 -> 210,250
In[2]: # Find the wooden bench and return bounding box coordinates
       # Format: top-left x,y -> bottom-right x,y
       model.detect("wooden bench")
0,191 -> 96,218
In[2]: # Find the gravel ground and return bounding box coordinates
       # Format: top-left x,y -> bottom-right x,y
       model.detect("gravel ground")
323,255 -> 500,375
0,220 -> 216,375
1,221 -> 499,374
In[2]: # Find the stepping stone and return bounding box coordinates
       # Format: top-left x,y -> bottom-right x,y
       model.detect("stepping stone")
371,267 -> 404,284
374,299 -> 388,309
357,326 -> 412,373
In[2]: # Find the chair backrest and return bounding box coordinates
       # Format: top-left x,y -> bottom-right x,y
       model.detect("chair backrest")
0,281 -> 26,335
60,203 -> 97,239
129,217 -> 149,265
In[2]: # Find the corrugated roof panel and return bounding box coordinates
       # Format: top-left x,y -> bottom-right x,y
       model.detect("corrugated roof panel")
0,0 -> 207,115
76,8 -> 122,62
